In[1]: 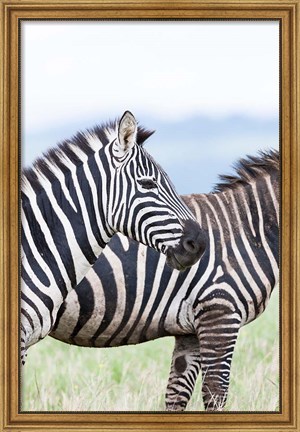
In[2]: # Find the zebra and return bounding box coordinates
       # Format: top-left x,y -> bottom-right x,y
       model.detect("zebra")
50,150 -> 280,411
21,110 -> 206,366
50,149 -> 279,411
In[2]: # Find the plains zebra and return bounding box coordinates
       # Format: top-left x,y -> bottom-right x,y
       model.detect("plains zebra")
21,111 -> 206,365
50,149 -> 279,411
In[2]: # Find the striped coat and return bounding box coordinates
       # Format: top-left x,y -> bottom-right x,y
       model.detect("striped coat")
51,150 -> 279,410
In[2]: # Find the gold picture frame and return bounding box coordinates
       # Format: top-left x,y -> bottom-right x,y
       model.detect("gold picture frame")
0,0 -> 299,431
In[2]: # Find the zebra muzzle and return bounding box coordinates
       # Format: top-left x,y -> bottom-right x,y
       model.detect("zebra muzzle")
166,219 -> 206,271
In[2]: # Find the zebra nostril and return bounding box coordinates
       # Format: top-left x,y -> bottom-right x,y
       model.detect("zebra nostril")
183,238 -> 197,253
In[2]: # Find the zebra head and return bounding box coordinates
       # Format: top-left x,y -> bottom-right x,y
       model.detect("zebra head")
106,111 -> 206,270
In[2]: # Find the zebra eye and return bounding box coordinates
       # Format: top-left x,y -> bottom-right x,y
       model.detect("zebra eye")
138,178 -> 157,190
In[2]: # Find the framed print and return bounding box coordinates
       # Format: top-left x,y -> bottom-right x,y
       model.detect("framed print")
0,1 -> 299,432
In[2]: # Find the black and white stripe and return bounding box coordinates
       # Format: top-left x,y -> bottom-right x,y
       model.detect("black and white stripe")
50,149 -> 279,411
50,149 -> 279,410
21,111 -> 205,365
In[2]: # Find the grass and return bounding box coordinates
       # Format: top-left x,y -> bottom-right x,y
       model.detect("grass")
21,287 -> 279,412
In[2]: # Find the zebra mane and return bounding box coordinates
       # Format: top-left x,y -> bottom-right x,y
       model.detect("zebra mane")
213,149 -> 279,193
22,119 -> 154,191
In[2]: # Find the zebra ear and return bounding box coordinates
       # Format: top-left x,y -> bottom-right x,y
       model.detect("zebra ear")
117,111 -> 137,153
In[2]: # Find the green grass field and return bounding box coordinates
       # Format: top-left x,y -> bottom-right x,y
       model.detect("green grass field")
21,287 -> 279,412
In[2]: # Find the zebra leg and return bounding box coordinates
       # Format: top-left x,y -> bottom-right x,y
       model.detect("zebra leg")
196,309 -> 241,411
165,335 -> 201,411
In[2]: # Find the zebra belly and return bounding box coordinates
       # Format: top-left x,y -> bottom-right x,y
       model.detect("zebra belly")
50,284 -> 184,348
51,307 -> 179,348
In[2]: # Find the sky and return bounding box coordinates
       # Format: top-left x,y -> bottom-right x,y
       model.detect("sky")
21,21 -> 279,194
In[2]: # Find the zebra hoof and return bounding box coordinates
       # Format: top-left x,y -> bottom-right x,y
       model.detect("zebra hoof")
165,401 -> 187,411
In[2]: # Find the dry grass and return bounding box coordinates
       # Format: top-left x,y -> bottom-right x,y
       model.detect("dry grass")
21,287 -> 279,412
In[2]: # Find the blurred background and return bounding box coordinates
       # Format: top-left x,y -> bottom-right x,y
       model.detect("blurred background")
21,21 -> 279,411
22,21 -> 279,194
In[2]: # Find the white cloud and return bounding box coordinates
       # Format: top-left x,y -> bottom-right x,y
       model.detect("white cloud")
22,21 -> 279,133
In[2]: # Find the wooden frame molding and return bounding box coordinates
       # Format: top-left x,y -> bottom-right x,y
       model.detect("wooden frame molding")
1,1 -> 299,431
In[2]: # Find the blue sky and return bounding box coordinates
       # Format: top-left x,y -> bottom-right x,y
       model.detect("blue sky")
21,21 -> 279,194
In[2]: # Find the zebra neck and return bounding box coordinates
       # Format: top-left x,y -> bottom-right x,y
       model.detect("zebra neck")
21,153 -> 114,294
184,173 -> 279,254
